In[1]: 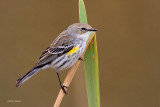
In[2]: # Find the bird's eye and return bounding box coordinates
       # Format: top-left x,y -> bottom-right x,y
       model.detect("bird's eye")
81,27 -> 87,31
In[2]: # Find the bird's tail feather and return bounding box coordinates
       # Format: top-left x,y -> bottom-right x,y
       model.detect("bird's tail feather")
16,68 -> 41,87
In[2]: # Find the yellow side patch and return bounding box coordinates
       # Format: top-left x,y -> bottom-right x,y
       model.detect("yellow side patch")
66,46 -> 79,55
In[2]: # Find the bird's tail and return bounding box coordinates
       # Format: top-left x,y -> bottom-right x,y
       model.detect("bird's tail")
16,68 -> 41,87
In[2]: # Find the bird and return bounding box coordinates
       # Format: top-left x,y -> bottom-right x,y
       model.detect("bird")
16,23 -> 97,94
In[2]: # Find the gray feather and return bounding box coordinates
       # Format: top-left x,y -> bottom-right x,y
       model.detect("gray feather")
16,68 -> 41,87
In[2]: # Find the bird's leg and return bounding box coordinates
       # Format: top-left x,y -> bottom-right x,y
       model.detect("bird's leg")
56,72 -> 67,94
78,57 -> 84,61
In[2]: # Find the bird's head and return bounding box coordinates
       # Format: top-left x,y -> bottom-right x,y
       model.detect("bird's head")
67,23 -> 97,41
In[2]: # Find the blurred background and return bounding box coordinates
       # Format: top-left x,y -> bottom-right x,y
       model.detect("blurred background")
1,0 -> 160,107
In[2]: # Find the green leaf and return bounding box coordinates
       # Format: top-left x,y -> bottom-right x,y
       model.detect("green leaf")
79,0 -> 100,107
79,0 -> 87,23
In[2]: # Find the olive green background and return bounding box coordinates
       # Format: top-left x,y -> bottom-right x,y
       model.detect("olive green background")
1,0 -> 160,107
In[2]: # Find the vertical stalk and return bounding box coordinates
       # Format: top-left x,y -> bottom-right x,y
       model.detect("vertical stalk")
79,0 -> 100,107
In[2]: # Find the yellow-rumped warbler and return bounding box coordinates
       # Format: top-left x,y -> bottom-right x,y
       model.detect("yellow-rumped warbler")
16,23 -> 97,94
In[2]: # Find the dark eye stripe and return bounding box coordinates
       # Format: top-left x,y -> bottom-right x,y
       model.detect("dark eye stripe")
81,27 -> 87,31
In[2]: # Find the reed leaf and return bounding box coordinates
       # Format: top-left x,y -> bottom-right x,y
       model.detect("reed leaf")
79,0 -> 100,107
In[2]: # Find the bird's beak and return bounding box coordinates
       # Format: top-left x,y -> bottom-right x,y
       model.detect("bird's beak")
88,28 -> 98,31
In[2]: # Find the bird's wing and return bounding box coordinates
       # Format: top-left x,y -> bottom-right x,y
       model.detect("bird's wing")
33,31 -> 76,69
33,45 -> 74,69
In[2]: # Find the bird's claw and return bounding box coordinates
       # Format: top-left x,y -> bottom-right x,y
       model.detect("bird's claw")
61,84 -> 68,94
78,57 -> 84,61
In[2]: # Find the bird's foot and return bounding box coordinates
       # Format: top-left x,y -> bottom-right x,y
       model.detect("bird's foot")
61,84 -> 68,94
78,57 -> 84,61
